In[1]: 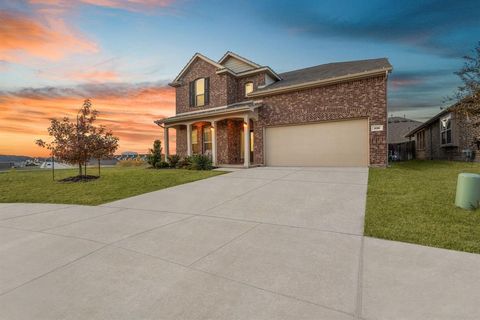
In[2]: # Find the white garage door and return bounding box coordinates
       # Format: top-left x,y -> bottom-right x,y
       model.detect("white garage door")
265,119 -> 369,167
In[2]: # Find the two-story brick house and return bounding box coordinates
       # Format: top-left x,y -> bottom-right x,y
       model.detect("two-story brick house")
156,51 -> 392,167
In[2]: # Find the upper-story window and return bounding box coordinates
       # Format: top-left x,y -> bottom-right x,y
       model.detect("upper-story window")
440,114 -> 452,145
189,77 -> 209,107
244,82 -> 253,97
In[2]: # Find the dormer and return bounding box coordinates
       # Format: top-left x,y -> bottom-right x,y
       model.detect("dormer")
218,51 -> 260,73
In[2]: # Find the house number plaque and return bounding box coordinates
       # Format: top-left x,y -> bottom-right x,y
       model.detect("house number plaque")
371,124 -> 384,132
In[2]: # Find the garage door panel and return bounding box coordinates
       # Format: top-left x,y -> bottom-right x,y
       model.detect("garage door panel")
265,119 -> 368,167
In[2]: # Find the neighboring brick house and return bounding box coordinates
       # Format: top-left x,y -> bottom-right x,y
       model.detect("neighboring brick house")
156,51 -> 392,167
406,105 -> 480,161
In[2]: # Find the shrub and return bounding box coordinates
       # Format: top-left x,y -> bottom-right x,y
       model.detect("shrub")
117,159 -> 145,167
176,156 -> 192,169
168,154 -> 180,168
155,161 -> 170,169
189,154 -> 213,170
147,139 -> 162,168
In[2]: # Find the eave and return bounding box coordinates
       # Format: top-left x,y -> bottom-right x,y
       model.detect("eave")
155,101 -> 262,126
216,66 -> 282,80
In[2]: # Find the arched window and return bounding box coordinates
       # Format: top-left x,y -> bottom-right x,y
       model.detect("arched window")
189,77 -> 209,107
244,82 -> 253,96
195,78 -> 205,106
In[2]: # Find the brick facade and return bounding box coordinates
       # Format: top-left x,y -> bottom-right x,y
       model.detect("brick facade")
175,126 -> 187,157
169,55 -> 389,167
253,76 -> 388,166
216,119 -> 243,164
175,58 -> 269,113
175,59 -> 228,114
415,112 -> 480,161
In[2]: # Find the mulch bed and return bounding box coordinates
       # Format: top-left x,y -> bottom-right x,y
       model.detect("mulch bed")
59,175 -> 100,183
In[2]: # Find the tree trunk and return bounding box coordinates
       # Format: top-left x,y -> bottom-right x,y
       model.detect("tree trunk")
84,162 -> 87,177
78,163 -> 82,176
98,159 -> 101,177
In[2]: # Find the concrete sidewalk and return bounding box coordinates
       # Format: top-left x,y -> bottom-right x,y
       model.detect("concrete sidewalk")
0,167 -> 479,319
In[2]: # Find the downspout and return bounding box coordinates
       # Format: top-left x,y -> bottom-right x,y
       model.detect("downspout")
429,126 -> 433,160
385,70 -> 389,167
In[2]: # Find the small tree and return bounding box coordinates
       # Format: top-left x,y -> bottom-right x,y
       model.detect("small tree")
451,42 -> 480,116
36,99 -> 119,180
90,126 -> 119,176
147,139 -> 162,168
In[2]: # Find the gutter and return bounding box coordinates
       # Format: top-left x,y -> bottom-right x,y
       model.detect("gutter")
155,101 -> 262,126
216,66 -> 282,80
247,68 -> 392,98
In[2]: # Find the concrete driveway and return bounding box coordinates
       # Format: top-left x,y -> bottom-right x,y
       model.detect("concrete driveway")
0,167 -> 479,319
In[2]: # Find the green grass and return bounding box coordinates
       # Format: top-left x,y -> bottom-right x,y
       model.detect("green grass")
365,160 -> 480,254
0,167 -> 224,205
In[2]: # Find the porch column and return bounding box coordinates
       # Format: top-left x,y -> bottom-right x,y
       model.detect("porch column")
211,120 -> 217,166
186,123 -> 192,156
244,115 -> 250,168
164,126 -> 169,162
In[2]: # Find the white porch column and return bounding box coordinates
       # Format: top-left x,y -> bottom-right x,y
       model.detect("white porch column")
164,126 -> 169,162
186,123 -> 192,156
244,115 -> 250,168
211,120 -> 217,166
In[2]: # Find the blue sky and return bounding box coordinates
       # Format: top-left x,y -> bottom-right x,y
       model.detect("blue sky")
0,0 -> 479,155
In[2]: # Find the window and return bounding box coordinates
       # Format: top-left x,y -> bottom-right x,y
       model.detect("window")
195,78 -> 205,106
191,127 -> 200,154
440,114 -> 452,145
189,78 -> 209,107
202,126 -> 212,155
416,130 -> 425,150
244,82 -> 253,96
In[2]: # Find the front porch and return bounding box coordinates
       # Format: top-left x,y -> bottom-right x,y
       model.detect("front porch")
158,102 -> 261,168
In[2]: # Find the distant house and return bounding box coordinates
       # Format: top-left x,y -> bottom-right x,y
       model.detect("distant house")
406,103 -> 480,161
388,116 -> 422,161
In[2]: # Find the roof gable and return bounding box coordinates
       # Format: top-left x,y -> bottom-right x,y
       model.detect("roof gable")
218,51 -> 261,72
222,56 -> 256,73
170,53 -> 224,86
388,117 -> 423,144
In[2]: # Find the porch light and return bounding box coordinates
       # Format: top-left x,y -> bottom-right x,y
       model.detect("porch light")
243,122 -> 248,128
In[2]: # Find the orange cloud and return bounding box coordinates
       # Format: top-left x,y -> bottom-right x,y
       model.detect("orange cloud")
0,11 -> 97,63
66,70 -> 120,82
0,82 -> 176,157
30,0 -> 176,13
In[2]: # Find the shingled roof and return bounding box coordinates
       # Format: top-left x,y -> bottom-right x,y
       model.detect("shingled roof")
387,116 -> 422,144
249,58 -> 392,97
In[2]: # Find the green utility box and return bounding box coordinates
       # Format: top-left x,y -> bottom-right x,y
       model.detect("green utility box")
455,173 -> 480,210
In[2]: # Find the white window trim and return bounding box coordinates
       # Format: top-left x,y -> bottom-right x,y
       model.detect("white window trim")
440,114 -> 452,146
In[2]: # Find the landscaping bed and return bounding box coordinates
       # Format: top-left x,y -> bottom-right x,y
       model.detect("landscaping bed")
0,167 -> 224,205
365,160 -> 480,254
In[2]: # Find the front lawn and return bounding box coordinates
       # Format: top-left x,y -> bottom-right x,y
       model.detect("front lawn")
365,160 -> 480,254
0,167 -> 224,205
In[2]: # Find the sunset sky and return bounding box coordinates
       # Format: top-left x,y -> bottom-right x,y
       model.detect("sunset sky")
1,0 -> 479,157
